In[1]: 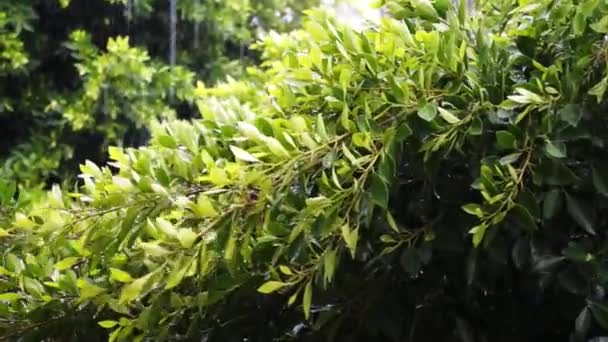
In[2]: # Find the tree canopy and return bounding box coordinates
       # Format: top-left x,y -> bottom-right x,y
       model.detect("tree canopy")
3,0 -> 608,341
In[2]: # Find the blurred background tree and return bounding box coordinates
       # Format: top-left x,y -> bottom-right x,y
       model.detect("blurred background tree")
0,0 -> 318,194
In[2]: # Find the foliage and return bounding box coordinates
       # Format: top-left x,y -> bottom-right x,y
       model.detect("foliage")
0,0 -> 317,194
0,11 -> 28,74
5,0 -> 608,341
49,31 -> 195,140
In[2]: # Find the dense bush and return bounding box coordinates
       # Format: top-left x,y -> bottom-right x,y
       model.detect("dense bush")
4,0 -> 608,341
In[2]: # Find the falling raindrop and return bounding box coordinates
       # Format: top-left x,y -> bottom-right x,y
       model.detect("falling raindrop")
193,0 -> 200,49
168,0 -> 177,100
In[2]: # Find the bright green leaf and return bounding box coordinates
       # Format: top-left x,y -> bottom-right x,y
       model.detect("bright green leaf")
110,268 -> 134,283
54,257 -> 79,271
258,281 -> 287,294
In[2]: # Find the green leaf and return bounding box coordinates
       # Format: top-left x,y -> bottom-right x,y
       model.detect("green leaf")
590,15 -> 608,33
411,0 -> 438,19
54,257 -> 79,271
538,159 -> 577,186
508,88 -> 543,104
462,203 -> 484,218
592,304 -> 608,329
575,306 -> 591,336
352,132 -> 372,150
177,228 -> 198,249
558,104 -> 582,127
386,211 -> 400,232
0,180 -> 16,204
516,188 -> 540,220
544,140 -> 566,158
580,0 -> 599,17
369,173 -> 389,208
263,137 -> 290,157
468,117 -> 483,135
592,163 -> 608,195
120,273 -> 153,304
469,224 -> 488,247
303,280 -> 312,319
573,10 -> 587,35
208,168 -> 230,187
0,228 -> 10,238
257,281 -> 286,294
438,107 -> 460,124
532,255 -> 565,273
323,249 -> 337,284
499,152 -> 522,165
563,243 -> 592,263
512,237 -> 530,270
566,194 -> 596,235
395,123 -> 413,142
511,204 -> 538,231
400,247 -> 421,275
99,320 -> 119,329
140,242 -> 171,257
341,223 -> 359,258
589,77 -> 608,102
0,293 -> 21,302
78,282 -> 106,302
110,268 -> 134,283
156,218 -> 178,238
496,131 -> 516,150
279,265 -> 293,276
193,195 -> 219,218
14,213 -> 35,229
543,189 -> 562,219
157,135 -> 177,148
165,256 -> 192,290
230,145 -> 260,163
316,114 -> 328,140
417,102 -> 438,121
304,21 -> 329,41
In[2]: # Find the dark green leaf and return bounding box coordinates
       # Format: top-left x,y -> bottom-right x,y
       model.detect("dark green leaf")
468,117 -> 483,136
592,304 -> 608,330
496,130 -> 516,150
566,194 -> 596,235
511,204 -> 538,231
543,189 -> 562,219
400,247 -> 421,275
537,159 -> 577,186
511,237 -> 530,270
516,188 -> 540,220
592,163 -> 608,195
563,243 -> 592,263
558,104 -> 583,127
573,10 -> 586,35
369,173 -> 389,208
532,255 -> 565,273
544,140 -> 566,158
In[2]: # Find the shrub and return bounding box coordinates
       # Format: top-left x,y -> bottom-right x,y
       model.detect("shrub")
3,0 -> 608,340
